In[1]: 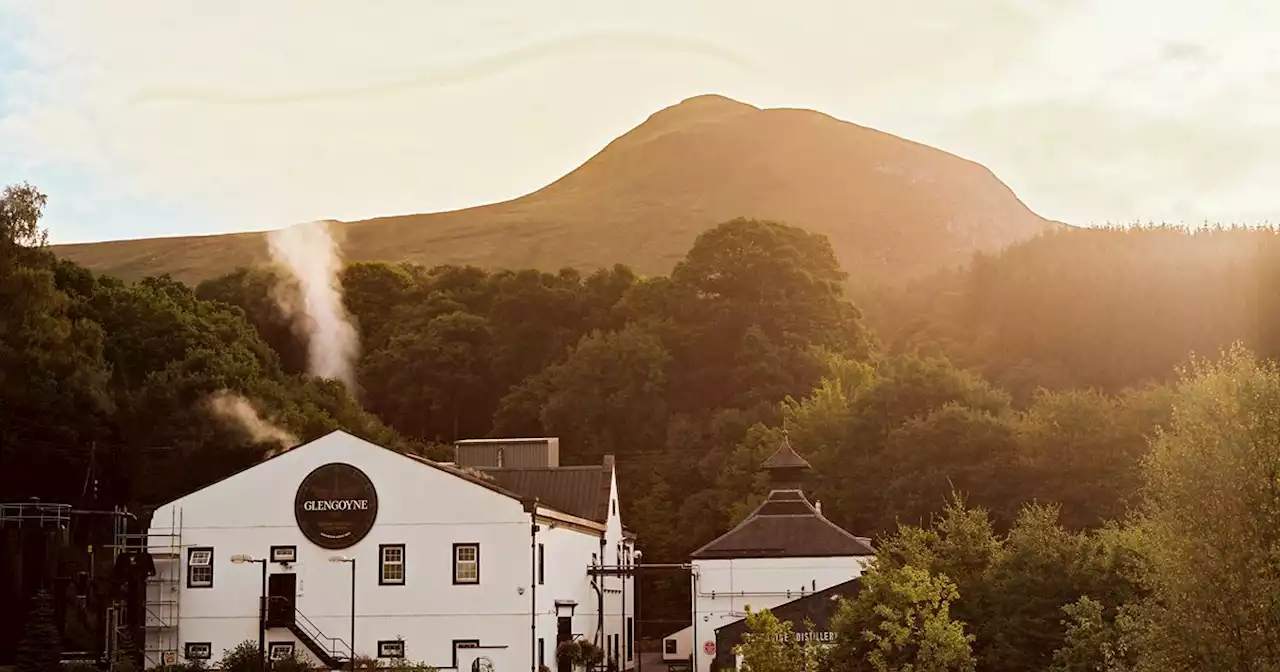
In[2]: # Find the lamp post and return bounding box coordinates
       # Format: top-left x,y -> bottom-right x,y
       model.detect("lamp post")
329,556 -> 356,672
230,555 -> 268,666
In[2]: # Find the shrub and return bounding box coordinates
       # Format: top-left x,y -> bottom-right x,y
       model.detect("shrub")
220,642 -> 265,672
555,641 -> 604,670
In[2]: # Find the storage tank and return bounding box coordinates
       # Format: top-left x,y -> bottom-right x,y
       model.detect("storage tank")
0,499 -> 72,664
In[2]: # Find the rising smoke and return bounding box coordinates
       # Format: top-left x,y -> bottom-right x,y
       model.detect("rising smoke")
204,390 -> 300,456
266,220 -> 360,390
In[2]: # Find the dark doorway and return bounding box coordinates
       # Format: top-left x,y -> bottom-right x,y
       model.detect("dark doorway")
265,573 -> 296,627
556,617 -> 572,672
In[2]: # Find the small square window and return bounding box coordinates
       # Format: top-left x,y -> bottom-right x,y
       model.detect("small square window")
453,543 -> 479,584
378,640 -> 405,659
380,544 -> 405,585
187,548 -> 213,588
270,546 -> 297,563
452,640 -> 479,669
664,639 -> 678,655
185,643 -> 212,660
268,643 -> 294,660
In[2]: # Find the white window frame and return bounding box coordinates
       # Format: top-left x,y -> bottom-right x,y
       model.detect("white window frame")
187,548 -> 213,588
270,545 -> 297,564
269,643 -> 295,660
185,643 -> 212,660
378,640 -> 405,659
453,543 -> 479,584
380,544 -> 406,585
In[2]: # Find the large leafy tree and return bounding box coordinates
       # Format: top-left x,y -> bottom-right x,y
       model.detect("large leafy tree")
1119,346 -> 1280,670
0,184 -> 112,502
736,607 -> 825,672
527,324 -> 670,463
665,218 -> 873,412
826,564 -> 975,672
361,310 -> 494,441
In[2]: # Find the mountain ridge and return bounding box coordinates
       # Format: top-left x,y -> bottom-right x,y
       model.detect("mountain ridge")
51,94 -> 1061,285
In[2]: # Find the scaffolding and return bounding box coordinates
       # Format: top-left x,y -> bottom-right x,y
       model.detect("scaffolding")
108,506 -> 183,669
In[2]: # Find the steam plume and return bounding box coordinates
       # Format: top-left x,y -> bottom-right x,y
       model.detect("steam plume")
266,220 -> 360,389
205,390 -> 300,456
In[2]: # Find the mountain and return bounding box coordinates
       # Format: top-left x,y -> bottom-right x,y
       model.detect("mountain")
51,94 -> 1060,286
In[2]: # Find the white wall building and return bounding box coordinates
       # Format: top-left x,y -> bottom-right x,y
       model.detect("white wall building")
680,436 -> 874,672
141,431 -> 636,672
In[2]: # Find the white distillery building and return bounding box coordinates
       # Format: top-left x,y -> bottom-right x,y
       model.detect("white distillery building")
668,436 -> 875,672
140,431 -> 636,672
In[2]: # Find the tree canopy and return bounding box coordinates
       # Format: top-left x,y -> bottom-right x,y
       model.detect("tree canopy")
7,182 -> 1280,669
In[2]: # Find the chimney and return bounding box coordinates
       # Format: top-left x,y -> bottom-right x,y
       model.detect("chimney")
815,500 -> 822,514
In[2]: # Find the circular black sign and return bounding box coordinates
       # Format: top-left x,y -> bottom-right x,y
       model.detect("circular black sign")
294,463 -> 379,550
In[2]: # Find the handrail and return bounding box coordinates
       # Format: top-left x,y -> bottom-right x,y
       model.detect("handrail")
265,596 -> 351,659
294,609 -> 351,659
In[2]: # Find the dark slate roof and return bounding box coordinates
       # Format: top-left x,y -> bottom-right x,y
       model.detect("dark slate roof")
761,435 -> 812,471
714,577 -> 862,636
479,461 -> 613,524
691,489 -> 875,559
402,453 -> 535,504
712,577 -> 862,669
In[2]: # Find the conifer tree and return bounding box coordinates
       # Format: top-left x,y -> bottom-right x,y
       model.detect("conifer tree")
15,589 -> 62,672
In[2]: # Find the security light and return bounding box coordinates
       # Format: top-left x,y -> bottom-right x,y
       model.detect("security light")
329,555 -> 353,563
230,554 -> 257,564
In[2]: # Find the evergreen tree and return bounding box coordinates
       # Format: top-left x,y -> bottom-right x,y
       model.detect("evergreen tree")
14,590 -> 62,672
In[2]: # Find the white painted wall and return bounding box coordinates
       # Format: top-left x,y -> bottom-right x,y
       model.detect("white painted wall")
690,556 -> 870,672
599,468 -> 637,670
662,625 -> 692,663
144,431 -> 633,672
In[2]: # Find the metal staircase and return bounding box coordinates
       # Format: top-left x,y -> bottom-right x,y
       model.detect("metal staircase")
266,596 -> 351,670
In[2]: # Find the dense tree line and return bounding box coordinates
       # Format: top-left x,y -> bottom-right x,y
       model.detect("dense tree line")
739,347 -> 1280,671
876,224 -> 1280,402
7,181 -> 1280,668
0,183 -> 401,509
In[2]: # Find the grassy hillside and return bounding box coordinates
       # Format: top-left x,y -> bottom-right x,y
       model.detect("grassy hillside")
52,94 -> 1058,286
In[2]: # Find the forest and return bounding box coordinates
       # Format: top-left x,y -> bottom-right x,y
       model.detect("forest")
5,179 -> 1280,671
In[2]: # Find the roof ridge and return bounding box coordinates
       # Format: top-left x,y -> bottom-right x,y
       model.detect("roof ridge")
690,487 -> 875,559
478,465 -> 603,472
760,431 -> 813,472
688,489 -> 788,557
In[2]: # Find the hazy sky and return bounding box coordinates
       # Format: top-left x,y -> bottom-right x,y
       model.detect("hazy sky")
2,0 -> 1278,244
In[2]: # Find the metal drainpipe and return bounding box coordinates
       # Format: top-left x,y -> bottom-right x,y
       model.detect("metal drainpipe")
597,537 -> 606,651
691,570 -> 698,672
617,541 -> 625,669
527,497 -> 540,672
635,561 -> 642,672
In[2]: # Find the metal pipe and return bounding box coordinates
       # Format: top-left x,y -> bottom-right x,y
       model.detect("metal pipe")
634,564 -> 641,672
529,498 -> 539,672
349,558 -> 356,672
259,560 -> 267,666
597,539 -> 605,651
691,570 -> 698,672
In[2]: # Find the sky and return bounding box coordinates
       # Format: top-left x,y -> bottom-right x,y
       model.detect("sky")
2,0 -> 1279,244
